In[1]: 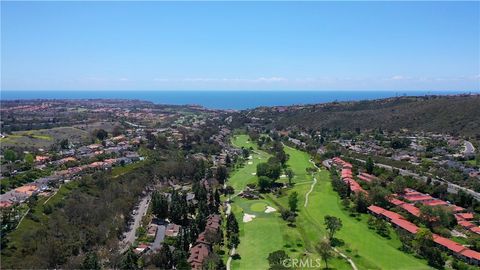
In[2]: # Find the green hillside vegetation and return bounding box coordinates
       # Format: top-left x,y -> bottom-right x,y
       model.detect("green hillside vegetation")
0,126 -> 91,149
248,95 -> 480,137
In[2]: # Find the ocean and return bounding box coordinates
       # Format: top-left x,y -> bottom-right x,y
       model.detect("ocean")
0,90 -> 475,110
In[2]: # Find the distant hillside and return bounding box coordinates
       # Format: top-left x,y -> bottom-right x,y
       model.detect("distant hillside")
246,95 -> 480,137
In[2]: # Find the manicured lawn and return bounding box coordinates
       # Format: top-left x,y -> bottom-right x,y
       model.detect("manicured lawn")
228,137 -> 429,270
228,135 -> 270,193
295,170 -> 428,270
231,199 -> 286,270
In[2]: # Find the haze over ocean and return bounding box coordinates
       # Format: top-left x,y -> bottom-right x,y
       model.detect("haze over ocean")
0,90 -> 476,110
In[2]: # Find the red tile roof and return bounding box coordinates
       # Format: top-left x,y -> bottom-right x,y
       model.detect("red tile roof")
398,203 -> 421,217
404,194 -> 434,202
456,213 -> 474,220
460,249 -> 480,261
470,227 -> 480,235
188,243 -> 210,270
391,218 -> 419,234
368,205 -> 386,215
388,197 -> 405,206
357,175 -> 372,183
424,200 -> 449,207
433,234 -> 466,253
458,220 -> 475,229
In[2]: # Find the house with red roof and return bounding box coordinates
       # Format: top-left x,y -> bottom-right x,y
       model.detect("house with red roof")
456,213 -> 474,220
460,249 -> 480,265
188,243 -> 211,270
357,172 -> 378,183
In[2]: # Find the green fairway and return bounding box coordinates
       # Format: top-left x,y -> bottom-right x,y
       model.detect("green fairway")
231,199 -> 286,270
228,135 -> 270,193
228,137 -> 348,269
281,146 -> 429,270
227,136 -> 428,270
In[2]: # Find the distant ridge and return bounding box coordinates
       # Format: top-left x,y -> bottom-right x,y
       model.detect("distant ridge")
246,95 -> 480,137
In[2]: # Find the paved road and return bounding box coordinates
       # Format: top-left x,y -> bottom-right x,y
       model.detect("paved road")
120,193 -> 151,253
304,160 -> 320,208
333,247 -> 358,270
226,246 -> 236,270
354,158 -> 480,201
151,224 -> 166,251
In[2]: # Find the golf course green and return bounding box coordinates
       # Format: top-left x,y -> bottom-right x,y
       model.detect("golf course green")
227,135 -> 429,270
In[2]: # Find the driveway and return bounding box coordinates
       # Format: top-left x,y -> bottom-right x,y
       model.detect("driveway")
151,224 -> 166,251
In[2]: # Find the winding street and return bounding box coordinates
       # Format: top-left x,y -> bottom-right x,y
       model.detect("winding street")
119,193 -> 151,253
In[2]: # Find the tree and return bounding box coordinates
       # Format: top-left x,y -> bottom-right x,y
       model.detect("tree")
216,166 -> 228,185
275,149 -> 288,166
267,250 -> 288,269
224,186 -> 235,195
316,238 -> 334,269
203,253 -> 225,270
324,215 -> 342,240
285,168 -> 295,186
413,229 -> 445,268
59,139 -> 69,149
228,233 -> 240,248
151,246 -> 173,269
390,137 -> 411,149
374,219 -> 390,237
112,125 -> 125,136
242,148 -> 250,159
354,192 -> 369,213
365,157 -> 374,174
24,153 -> 34,168
257,161 -> 281,181
288,192 -> 299,212
368,186 -> 389,208
413,228 -> 433,253
119,248 -> 139,270
152,192 -> 169,219
226,213 -> 239,238
4,149 -> 16,162
93,129 -> 108,141
258,176 -> 272,192
390,176 -> 406,194
81,252 -> 100,270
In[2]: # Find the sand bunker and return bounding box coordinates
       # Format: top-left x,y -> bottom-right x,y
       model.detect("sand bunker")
247,161 -> 253,165
265,206 -> 277,213
251,172 -> 256,175
280,174 -> 286,178
243,213 -> 256,223
248,155 -> 253,160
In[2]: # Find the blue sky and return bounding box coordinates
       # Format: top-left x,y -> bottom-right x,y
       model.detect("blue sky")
1,1 -> 479,91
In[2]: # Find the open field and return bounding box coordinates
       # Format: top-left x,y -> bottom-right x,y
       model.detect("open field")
228,135 -> 429,270
0,126 -> 91,149
74,121 -> 120,134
